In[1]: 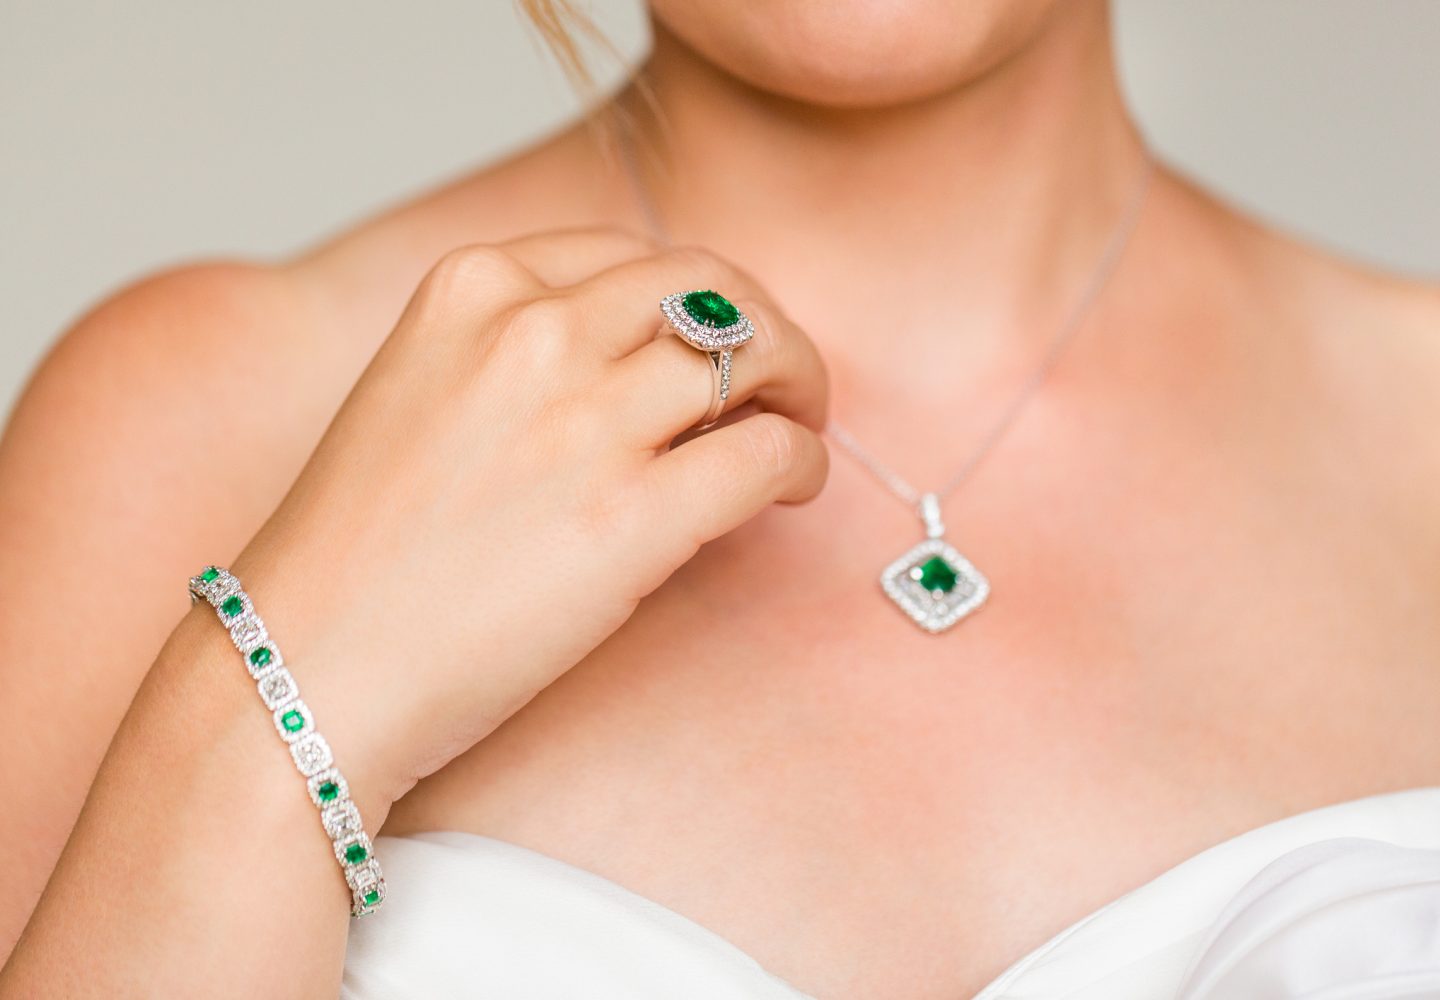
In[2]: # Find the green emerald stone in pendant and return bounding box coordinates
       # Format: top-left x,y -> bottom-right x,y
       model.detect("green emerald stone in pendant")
914,555 -> 959,594
219,595 -> 243,617
200,566 -> 220,582
345,843 -> 369,865
681,289 -> 739,328
280,708 -> 306,733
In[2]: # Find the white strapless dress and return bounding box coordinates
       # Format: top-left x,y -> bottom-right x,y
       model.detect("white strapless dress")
342,787 -> 1440,999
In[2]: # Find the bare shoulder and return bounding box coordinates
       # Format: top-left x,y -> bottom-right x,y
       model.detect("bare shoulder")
1170,171 -> 1440,436
2,259 -> 311,551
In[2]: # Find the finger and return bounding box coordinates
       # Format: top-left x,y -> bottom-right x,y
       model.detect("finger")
561,246 -> 775,358
495,227 -> 661,287
643,412 -> 829,554
603,297 -> 828,444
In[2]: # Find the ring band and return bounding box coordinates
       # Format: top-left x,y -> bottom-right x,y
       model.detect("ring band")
659,290 -> 754,429
696,349 -> 730,428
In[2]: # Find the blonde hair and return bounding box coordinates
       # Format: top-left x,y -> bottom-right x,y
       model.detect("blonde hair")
516,0 -> 605,102
516,0 -> 662,164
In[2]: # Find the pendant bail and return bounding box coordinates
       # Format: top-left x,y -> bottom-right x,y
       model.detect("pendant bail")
918,492 -> 945,539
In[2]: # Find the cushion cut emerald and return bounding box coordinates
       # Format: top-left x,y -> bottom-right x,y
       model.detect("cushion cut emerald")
220,595 -> 243,617
345,843 -> 369,865
249,647 -> 272,668
681,290 -> 739,328
280,708 -> 306,733
317,780 -> 340,802
914,555 -> 959,594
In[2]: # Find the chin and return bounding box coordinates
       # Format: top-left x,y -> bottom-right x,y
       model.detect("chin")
649,0 -> 1070,109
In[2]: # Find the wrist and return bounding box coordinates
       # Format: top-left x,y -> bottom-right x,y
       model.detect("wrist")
183,562 -> 392,913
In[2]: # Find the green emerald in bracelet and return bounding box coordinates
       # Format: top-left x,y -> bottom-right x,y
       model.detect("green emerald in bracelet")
249,646 -> 272,669
220,595 -> 243,618
280,708 -> 306,733
363,889 -> 381,906
200,566 -> 220,583
345,843 -> 369,865
317,780 -> 341,802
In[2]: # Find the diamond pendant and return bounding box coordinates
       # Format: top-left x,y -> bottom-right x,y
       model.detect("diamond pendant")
879,494 -> 989,633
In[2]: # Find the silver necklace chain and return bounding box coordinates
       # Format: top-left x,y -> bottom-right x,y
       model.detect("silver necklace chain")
620,133 -> 1155,513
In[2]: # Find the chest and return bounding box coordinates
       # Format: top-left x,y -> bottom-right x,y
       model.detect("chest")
387,415 -> 1440,999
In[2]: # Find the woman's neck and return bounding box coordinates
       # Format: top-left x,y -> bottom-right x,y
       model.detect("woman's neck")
616,1 -> 1151,375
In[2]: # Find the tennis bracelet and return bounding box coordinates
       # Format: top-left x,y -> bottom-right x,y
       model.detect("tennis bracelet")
188,565 -> 386,916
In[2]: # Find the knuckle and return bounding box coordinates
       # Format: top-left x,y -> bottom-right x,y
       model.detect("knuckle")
495,296 -> 576,367
422,244 -> 528,301
740,413 -> 803,480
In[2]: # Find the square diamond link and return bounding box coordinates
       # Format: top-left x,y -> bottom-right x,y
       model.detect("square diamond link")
193,570 -> 240,608
346,860 -> 385,915
228,614 -> 268,656
880,538 -> 990,634
321,800 -> 363,840
333,832 -> 373,869
290,733 -> 333,777
212,589 -> 253,627
244,640 -> 283,679
307,768 -> 349,808
272,699 -> 314,743
257,668 -> 299,710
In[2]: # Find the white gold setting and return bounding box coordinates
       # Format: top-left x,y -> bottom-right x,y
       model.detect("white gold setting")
213,589 -> 254,627
257,668 -> 299,710
291,733 -> 333,776
660,291 -> 754,351
880,538 -> 990,634
322,800 -> 364,840
308,768 -> 349,807
346,860 -> 386,915
245,640 -> 283,678
229,614 -> 267,655
273,699 -> 315,743
334,832 -> 374,869
189,564 -> 385,917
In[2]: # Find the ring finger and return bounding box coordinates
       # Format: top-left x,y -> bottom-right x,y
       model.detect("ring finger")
603,296 -> 829,446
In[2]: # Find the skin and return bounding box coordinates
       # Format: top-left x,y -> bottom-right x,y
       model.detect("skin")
2,0 -> 1439,997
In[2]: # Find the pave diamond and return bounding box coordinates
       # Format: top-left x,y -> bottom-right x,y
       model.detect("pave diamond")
247,642 -> 282,677
322,800 -> 363,840
192,569 -> 239,606
273,699 -> 314,743
334,832 -> 372,868
660,291 -> 754,351
257,668 -> 299,710
880,537 -> 989,633
346,860 -> 385,916
229,614 -> 267,655
215,591 -> 251,625
308,768 -> 349,807
290,733 -> 333,776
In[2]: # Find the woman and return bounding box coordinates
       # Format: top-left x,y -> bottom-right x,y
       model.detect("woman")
2,1 -> 1438,996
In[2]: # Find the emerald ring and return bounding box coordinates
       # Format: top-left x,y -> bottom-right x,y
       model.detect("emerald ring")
660,289 -> 754,428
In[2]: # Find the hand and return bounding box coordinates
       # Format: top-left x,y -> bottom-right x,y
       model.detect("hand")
228,228 -> 829,811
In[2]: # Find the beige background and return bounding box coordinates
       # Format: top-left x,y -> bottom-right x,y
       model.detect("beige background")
2,1 -> 1437,421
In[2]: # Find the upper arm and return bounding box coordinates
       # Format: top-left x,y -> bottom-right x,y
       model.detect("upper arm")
0,261 -> 304,954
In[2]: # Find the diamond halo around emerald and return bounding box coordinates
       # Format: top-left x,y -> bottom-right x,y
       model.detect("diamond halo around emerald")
660,289 -> 754,351
880,537 -> 989,633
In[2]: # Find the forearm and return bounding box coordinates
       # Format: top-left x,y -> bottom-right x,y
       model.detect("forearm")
0,601 -> 387,998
